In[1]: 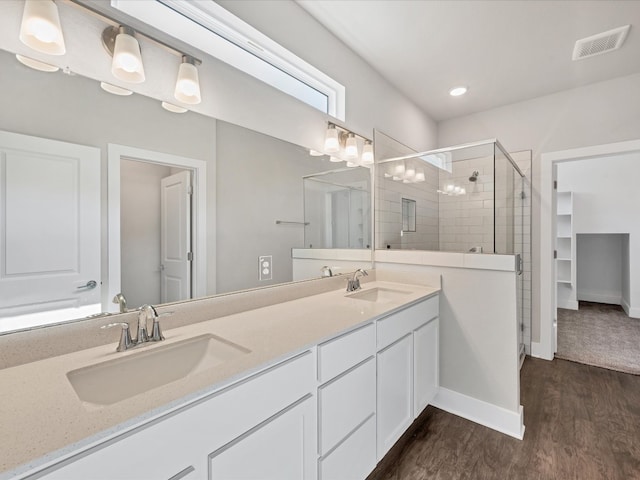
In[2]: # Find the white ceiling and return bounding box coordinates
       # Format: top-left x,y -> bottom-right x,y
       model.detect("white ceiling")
298,0 -> 640,122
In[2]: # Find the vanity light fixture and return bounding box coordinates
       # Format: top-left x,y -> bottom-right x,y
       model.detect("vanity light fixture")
361,140 -> 374,165
174,55 -> 202,105
100,82 -> 133,96
15,54 -> 59,72
161,101 -> 188,113
324,124 -> 340,153
345,133 -> 358,159
102,25 -> 145,84
19,0 -> 66,55
322,122 -> 373,165
449,86 -> 468,97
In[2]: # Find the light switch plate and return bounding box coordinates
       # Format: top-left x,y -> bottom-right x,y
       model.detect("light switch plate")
259,255 -> 272,281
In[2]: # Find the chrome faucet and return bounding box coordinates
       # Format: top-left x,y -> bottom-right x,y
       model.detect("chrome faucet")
112,293 -> 128,313
102,304 -> 168,352
346,269 -> 368,292
321,265 -> 333,277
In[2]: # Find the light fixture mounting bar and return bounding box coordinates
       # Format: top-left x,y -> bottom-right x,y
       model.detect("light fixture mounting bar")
327,122 -> 371,144
64,0 -> 202,65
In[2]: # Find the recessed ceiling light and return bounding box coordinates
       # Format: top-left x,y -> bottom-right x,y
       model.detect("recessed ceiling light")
449,86 -> 468,97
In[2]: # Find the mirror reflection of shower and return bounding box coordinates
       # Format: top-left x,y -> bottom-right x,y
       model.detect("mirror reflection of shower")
303,167 -> 371,249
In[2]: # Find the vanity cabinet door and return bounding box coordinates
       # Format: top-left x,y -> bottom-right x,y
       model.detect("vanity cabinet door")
208,396 -> 317,480
376,333 -> 413,461
413,317 -> 439,418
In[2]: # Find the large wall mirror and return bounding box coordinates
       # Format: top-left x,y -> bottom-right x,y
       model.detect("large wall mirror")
0,2 -> 372,334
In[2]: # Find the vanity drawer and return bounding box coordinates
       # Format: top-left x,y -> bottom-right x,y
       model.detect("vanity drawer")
319,414 -> 376,480
377,295 -> 438,351
318,323 -> 375,383
318,357 -> 376,454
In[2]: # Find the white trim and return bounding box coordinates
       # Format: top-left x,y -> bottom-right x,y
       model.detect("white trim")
431,387 -> 525,440
107,144 -> 207,310
577,292 -> 621,305
374,249 -> 517,272
557,299 -> 579,310
540,139 -> 640,361
291,248 -> 371,261
530,341 -> 544,359
111,0 -> 345,120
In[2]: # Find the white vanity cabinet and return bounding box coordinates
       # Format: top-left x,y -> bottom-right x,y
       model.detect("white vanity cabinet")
316,323 -> 377,480
376,295 -> 439,460
35,351 -> 316,480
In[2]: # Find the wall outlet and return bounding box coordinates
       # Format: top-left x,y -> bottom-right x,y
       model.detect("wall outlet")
259,255 -> 272,281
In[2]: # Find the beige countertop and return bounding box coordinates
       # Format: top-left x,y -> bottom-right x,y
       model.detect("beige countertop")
0,280 -> 438,477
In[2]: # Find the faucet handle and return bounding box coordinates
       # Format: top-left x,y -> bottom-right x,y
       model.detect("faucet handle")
150,317 -> 165,342
101,322 -> 133,352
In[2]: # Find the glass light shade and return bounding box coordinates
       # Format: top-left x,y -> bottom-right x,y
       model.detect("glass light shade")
100,82 -> 132,96
345,134 -> 358,159
112,31 -> 145,83
16,54 -> 58,72
361,141 -> 374,164
449,86 -> 468,97
161,102 -> 188,113
454,186 -> 461,194
405,166 -> 416,180
460,187 -> 466,195
324,126 -> 339,153
19,0 -> 66,55
415,168 -> 425,182
446,184 -> 454,192
174,60 -> 201,105
309,150 -> 324,156
346,161 -> 359,168
329,156 -> 342,163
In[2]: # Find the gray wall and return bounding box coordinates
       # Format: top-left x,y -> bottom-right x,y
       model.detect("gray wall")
438,72 -> 640,342
216,121 -> 340,293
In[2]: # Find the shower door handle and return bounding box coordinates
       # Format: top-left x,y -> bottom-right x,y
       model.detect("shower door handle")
516,255 -> 523,275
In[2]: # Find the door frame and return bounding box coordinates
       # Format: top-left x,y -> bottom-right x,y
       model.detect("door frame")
107,144 -> 207,312
539,138 -> 640,360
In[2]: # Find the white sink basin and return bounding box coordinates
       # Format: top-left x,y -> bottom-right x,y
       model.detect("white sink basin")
67,334 -> 250,406
346,287 -> 412,303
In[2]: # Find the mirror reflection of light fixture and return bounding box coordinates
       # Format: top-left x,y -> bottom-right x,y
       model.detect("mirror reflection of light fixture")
102,25 -> 145,84
392,163 -> 405,181
100,82 -> 132,96
19,0 -> 66,55
346,161 -> 359,168
361,140 -> 374,164
345,133 -> 358,159
415,168 -> 425,182
15,54 -> 59,72
161,101 -> 188,113
324,124 -> 340,153
174,55 -> 202,105
329,156 -> 342,163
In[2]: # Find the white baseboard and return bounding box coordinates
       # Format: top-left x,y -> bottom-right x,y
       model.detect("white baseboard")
557,299 -> 578,310
577,292 -> 621,305
431,387 -> 525,440
621,298 -> 640,318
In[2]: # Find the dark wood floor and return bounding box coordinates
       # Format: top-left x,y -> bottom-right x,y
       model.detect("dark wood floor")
370,357 -> 640,480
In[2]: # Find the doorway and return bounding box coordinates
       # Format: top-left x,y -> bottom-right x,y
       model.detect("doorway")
539,138 -> 640,360
107,144 -> 207,313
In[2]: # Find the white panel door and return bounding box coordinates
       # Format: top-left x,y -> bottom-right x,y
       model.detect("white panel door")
0,131 -> 100,319
413,318 -> 439,418
160,170 -> 191,303
377,333 -> 413,460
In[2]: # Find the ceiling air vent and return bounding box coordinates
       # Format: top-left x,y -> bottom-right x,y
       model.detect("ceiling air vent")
572,25 -> 630,61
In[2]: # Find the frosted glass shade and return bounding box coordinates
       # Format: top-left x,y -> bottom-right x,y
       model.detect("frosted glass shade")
174,60 -> 201,105
16,54 -> 58,72
19,0 -> 66,55
324,126 -> 339,153
345,134 -> 358,159
361,142 -> 374,164
162,102 -> 188,113
112,31 -> 145,83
